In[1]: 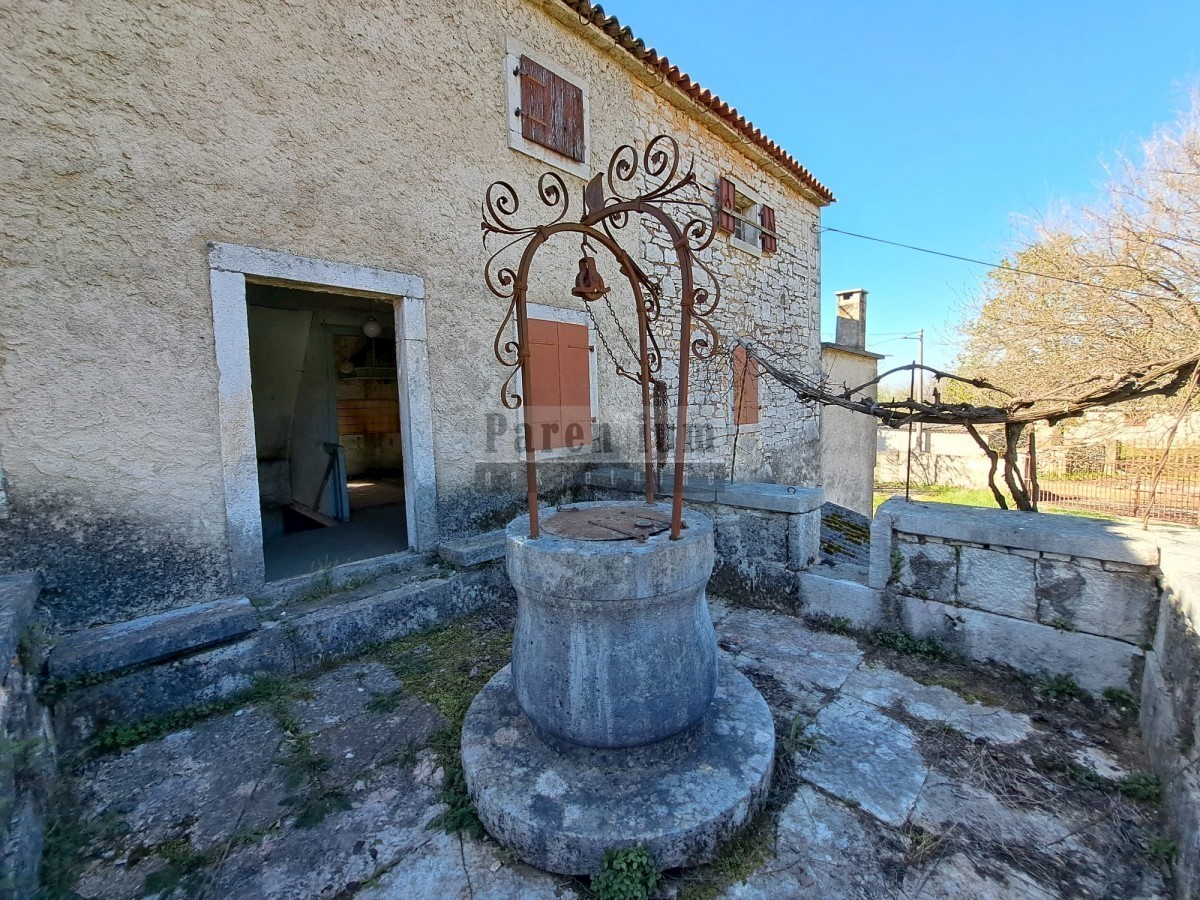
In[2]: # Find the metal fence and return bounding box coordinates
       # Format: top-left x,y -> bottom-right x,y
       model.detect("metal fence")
1036,441 -> 1200,524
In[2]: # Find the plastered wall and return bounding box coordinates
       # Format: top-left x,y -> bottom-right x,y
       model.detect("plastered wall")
821,345 -> 878,515
0,0 -> 825,628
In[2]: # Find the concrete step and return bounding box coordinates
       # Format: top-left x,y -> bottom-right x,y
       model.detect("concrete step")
49,560 -> 514,752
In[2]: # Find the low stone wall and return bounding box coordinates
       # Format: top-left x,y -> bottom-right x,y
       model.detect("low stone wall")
1140,534 -> 1200,898
582,468 -> 822,610
870,499 -> 1159,694
46,558 -> 512,752
0,573 -> 54,896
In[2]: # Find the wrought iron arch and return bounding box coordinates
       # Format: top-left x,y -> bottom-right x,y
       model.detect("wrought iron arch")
482,135 -> 722,539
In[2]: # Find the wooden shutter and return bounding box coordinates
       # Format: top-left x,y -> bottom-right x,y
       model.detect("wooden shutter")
760,205 -> 777,253
525,318 -> 592,450
732,345 -> 760,426
717,177 -> 736,234
519,55 -> 585,162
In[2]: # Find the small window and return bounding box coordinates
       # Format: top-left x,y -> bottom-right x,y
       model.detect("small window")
717,177 -> 777,254
505,40 -> 590,179
732,345 -> 760,426
518,55 -> 585,162
525,317 -> 593,451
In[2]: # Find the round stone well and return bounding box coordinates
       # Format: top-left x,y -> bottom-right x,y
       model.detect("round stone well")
460,500 -> 775,876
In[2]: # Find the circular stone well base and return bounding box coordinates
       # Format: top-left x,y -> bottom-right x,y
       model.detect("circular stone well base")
460,662 -> 774,876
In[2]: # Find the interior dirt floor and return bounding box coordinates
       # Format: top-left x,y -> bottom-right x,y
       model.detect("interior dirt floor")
49,597 -> 1173,899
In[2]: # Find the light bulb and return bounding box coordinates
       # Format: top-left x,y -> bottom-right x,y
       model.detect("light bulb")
362,317 -> 383,339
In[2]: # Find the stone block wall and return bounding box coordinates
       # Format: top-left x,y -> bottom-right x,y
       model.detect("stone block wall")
1139,538 -> 1200,898
871,499 -> 1160,695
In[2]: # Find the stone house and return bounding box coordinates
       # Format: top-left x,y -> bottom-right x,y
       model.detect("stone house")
1,0 -> 836,631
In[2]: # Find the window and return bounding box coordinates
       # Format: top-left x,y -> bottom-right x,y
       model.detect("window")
525,316 -> 593,451
732,345 -> 760,426
717,177 -> 777,254
505,39 -> 590,179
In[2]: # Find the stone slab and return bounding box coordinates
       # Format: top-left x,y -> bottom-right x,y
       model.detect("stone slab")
724,785 -> 901,898
840,665 -> 1032,745
796,571 -> 883,630
438,529 -> 507,567
896,541 -> 957,603
875,498 -> 1160,566
957,547 -> 1037,620
719,483 -> 824,514
799,696 -> 928,827
900,596 -> 1143,694
1035,558 -> 1157,643
49,595 -> 259,680
717,606 -> 863,707
0,571 -> 39,668
460,662 -> 774,875
787,510 -> 821,570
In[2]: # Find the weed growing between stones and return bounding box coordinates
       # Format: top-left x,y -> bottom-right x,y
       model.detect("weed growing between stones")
1143,832 -> 1178,866
805,613 -> 852,635
365,610 -> 514,838
1036,673 -> 1088,701
90,675 -> 312,754
591,845 -> 662,900
138,836 -> 222,897
1103,686 -> 1140,714
662,732 -> 802,900
868,630 -> 956,661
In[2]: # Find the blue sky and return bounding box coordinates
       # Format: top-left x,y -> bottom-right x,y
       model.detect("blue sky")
612,1 -> 1200,371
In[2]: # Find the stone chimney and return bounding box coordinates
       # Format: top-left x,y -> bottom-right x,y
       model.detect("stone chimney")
834,288 -> 868,350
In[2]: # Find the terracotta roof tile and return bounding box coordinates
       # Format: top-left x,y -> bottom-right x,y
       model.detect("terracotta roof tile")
561,0 -> 834,204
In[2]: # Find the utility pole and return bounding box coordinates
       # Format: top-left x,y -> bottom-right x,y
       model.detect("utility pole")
901,330 -> 925,448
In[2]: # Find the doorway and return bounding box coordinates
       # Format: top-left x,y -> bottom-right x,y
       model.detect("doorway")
247,284 -> 408,581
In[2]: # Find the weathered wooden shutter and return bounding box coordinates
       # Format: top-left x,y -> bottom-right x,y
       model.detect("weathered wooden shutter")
760,205 -> 777,253
519,55 -> 585,162
526,318 -> 592,450
732,345 -> 760,426
717,177 -> 736,234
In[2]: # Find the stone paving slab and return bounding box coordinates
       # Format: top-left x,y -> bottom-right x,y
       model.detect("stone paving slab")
799,696 -> 929,827
840,664 -> 1033,745
713,604 -> 862,713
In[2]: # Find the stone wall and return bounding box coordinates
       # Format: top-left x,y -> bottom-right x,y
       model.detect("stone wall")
1,0 -> 827,629
819,344 -> 878,516
632,92 -> 823,487
0,573 -> 54,896
870,498 -> 1159,694
1139,534 -> 1200,898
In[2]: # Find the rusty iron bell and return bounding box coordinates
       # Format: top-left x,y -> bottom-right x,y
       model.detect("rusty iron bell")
571,254 -> 609,302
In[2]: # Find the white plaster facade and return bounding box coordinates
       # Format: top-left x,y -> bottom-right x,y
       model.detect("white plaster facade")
0,0 -> 831,626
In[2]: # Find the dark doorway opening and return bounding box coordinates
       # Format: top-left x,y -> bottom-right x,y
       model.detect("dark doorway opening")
246,283 -> 408,581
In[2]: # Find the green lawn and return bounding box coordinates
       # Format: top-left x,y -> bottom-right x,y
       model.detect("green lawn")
872,484 -> 1120,521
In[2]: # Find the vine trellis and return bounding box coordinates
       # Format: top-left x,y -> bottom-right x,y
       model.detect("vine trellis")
482,134 -> 722,538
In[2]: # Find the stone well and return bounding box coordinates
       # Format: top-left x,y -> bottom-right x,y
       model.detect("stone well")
461,500 -> 774,875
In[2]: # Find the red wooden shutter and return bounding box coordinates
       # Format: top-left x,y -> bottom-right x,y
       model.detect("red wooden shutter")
525,318 -> 592,450
557,322 -> 592,448
717,177 -> 736,234
519,56 -> 585,162
760,205 -> 777,253
733,345 -> 760,426
526,318 -> 563,451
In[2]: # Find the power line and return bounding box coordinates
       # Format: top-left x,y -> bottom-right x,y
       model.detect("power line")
818,225 -> 1173,303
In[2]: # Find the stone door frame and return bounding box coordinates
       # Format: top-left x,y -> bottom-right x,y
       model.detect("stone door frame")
208,242 -> 437,589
